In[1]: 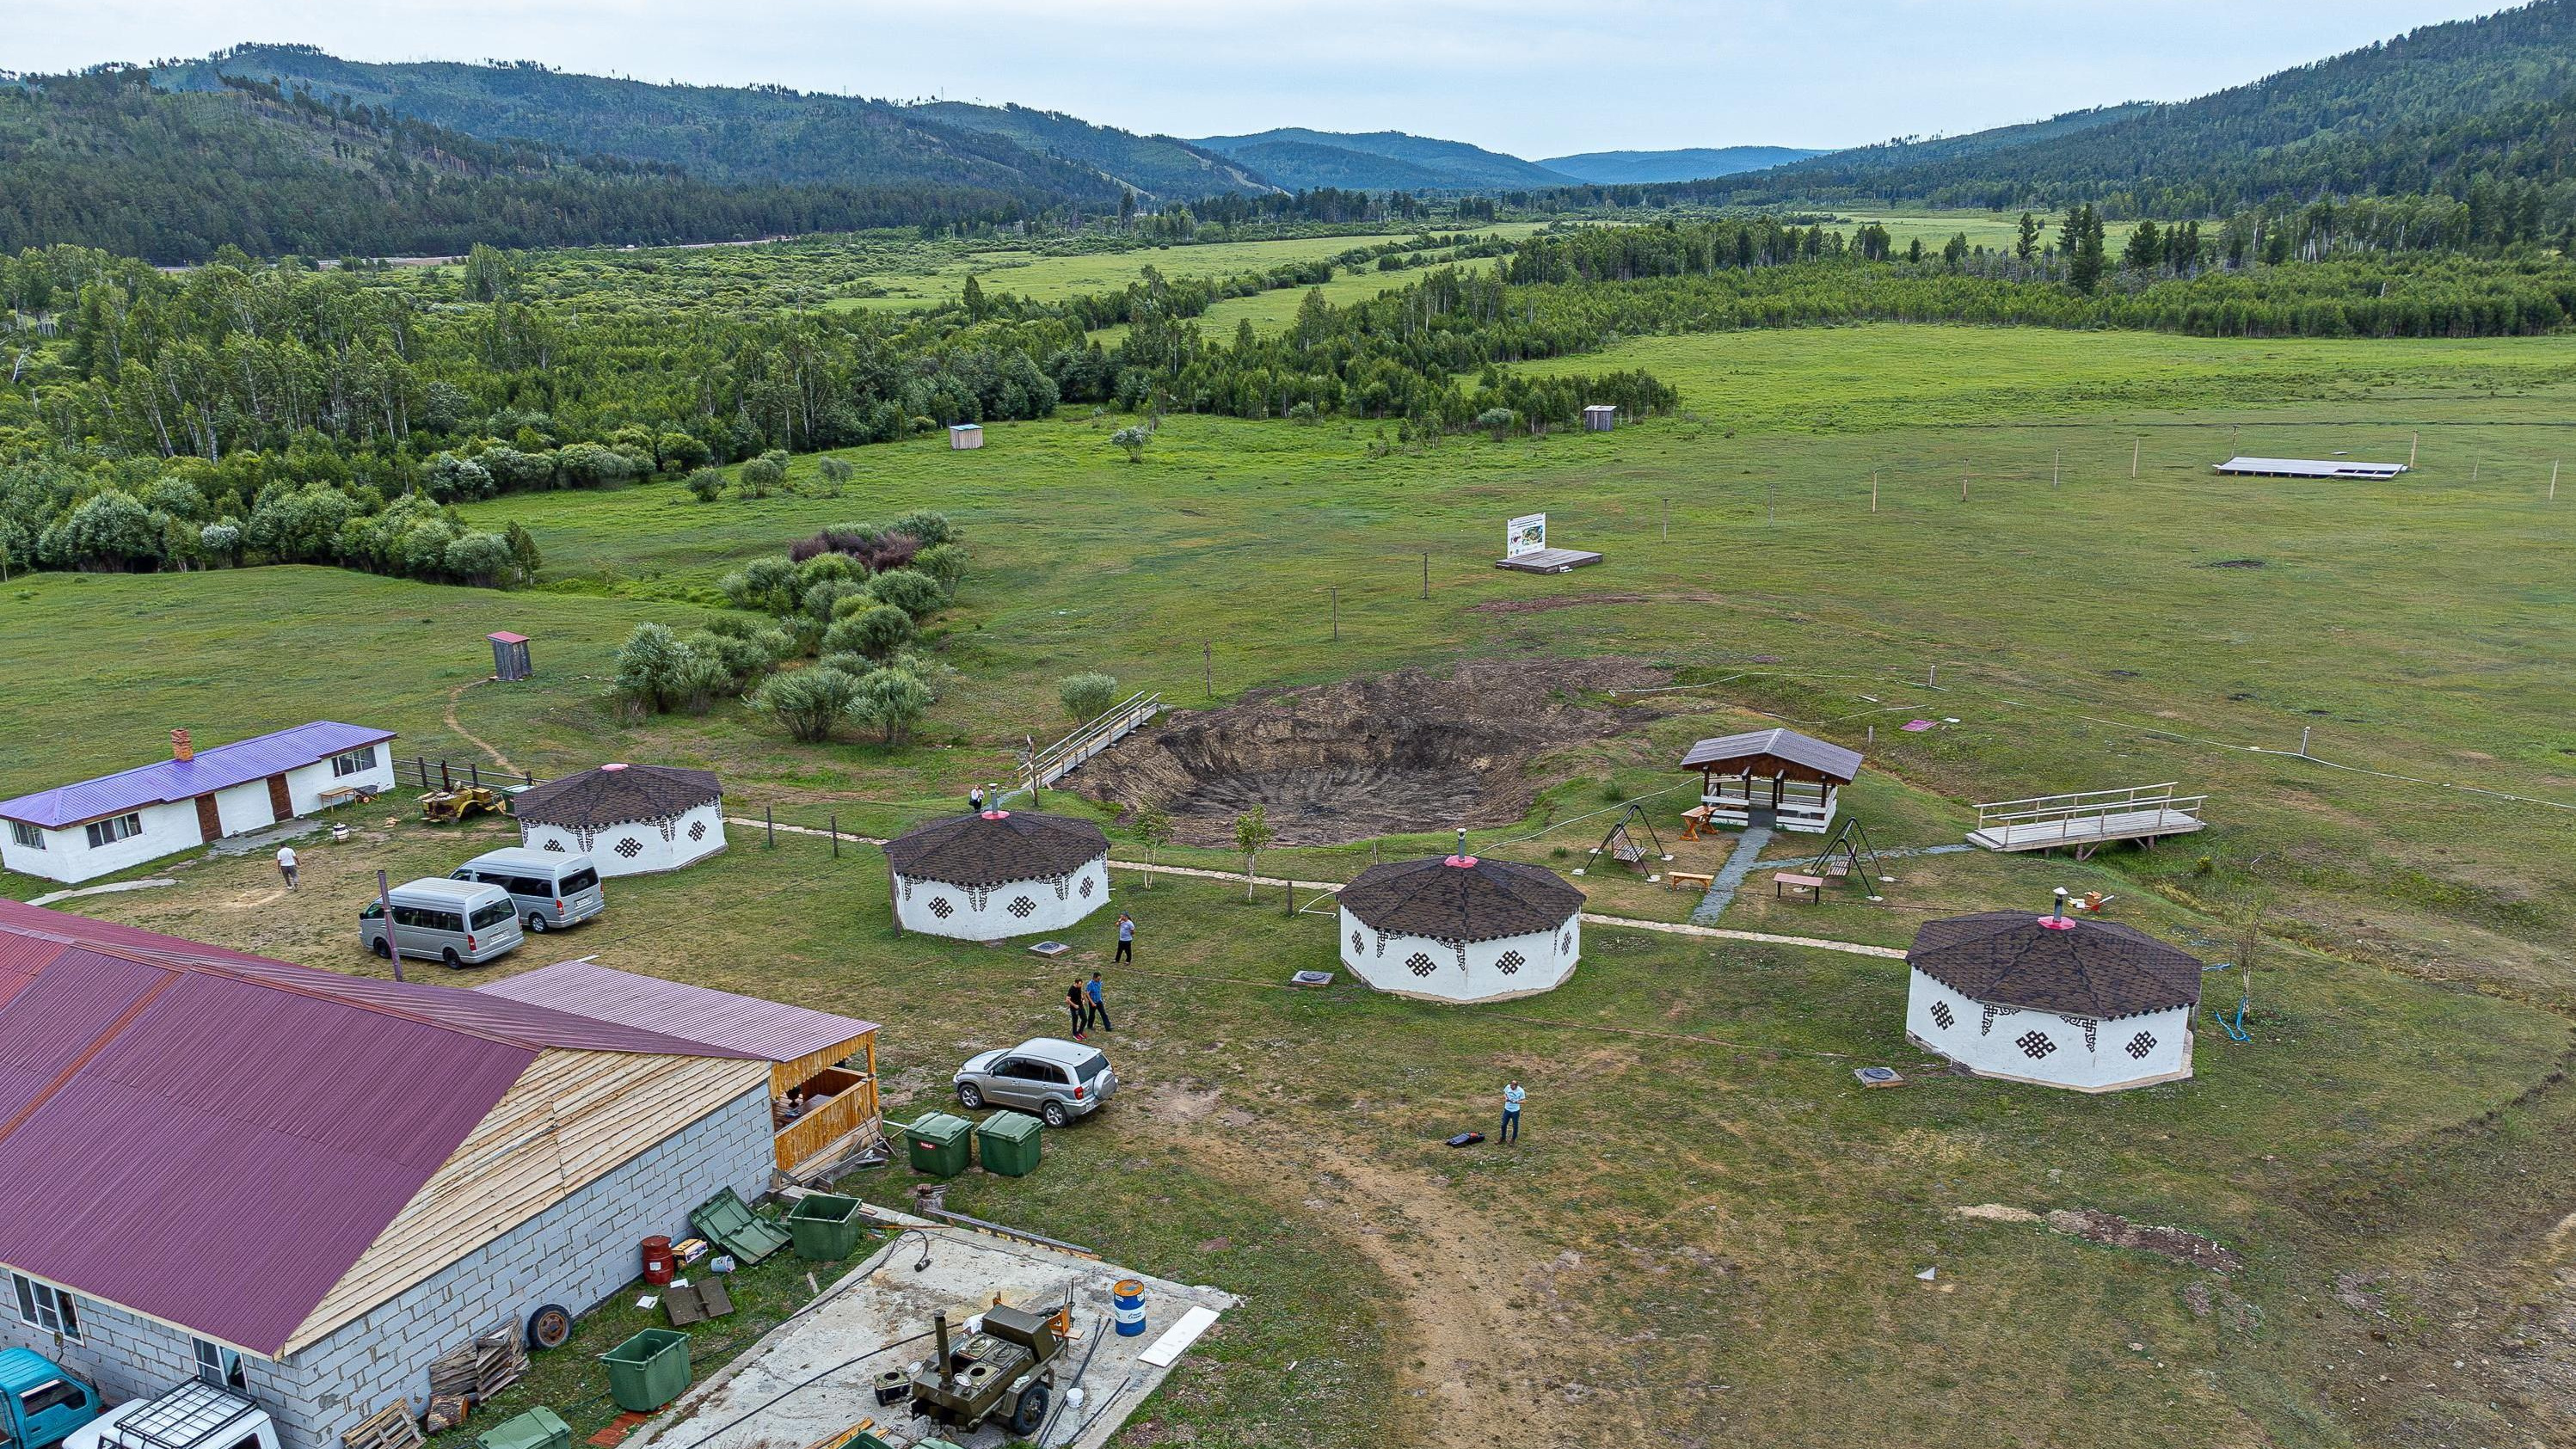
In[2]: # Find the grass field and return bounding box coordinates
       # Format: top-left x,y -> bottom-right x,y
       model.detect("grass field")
11,318 -> 2576,1446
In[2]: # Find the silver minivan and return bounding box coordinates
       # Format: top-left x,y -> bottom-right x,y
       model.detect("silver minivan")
360,877 -> 524,968
451,847 -> 606,935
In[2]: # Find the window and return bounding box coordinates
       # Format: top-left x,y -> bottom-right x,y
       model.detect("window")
393,906 -> 464,931
329,745 -> 378,778
83,814 -> 144,850
13,1274 -> 81,1340
469,899 -> 516,931
193,1339 -> 248,1391
559,869 -> 599,893
21,1380 -> 87,1415
8,821 -> 43,851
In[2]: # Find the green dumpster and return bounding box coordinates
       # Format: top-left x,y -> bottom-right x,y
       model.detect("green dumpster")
906,1112 -> 973,1177
476,1408 -> 570,1449
787,1192 -> 866,1260
601,1329 -> 691,1412
976,1112 -> 1043,1177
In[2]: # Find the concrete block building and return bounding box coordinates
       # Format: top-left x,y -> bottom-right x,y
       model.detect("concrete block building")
0,724 -> 396,884
0,902 -> 774,1448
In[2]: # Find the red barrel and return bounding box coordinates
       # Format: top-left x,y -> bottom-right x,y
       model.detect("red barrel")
641,1236 -> 677,1285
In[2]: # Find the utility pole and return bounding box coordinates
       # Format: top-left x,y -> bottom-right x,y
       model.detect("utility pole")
376,870 -> 405,983
1330,586 -> 1338,642
1871,471 -> 1878,513
1203,642 -> 1212,699
2052,451 -> 2061,488
2553,461 -> 2560,500
2131,437 -> 2142,477
2410,432 -> 2419,467
1420,552 -> 1429,599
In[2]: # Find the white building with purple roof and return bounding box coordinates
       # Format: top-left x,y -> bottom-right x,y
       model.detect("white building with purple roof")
0,722 -> 397,884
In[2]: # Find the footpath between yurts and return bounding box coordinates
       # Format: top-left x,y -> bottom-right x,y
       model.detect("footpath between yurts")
638,1200 -> 1234,1449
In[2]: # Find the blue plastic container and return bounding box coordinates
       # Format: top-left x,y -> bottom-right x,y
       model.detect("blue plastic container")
1111,1278 -> 1147,1337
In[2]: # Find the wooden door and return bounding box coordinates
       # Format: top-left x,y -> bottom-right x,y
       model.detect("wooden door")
265,774 -> 292,821
194,795 -> 221,843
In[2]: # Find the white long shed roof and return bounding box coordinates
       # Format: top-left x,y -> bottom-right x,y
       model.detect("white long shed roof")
2213,457 -> 2409,480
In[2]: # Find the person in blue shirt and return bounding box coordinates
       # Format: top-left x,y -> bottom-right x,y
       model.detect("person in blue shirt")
1085,971 -> 1113,1032
1114,912 -> 1134,963
1501,1080 -> 1526,1143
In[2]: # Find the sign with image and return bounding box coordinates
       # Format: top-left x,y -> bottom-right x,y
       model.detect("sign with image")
1505,513 -> 1547,558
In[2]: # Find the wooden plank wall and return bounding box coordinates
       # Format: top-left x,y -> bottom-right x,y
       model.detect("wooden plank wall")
286,1050 -> 770,1353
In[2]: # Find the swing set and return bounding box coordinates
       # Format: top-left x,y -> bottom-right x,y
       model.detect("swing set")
1579,802 -> 1671,876
1799,819 -> 1894,902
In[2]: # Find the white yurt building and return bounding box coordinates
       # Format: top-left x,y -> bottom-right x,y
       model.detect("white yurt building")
1903,906 -> 2204,1092
882,808 -> 1111,939
1336,841 -> 1586,1004
513,763 -> 727,877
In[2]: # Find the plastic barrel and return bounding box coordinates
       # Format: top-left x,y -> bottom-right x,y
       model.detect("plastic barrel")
1111,1278 -> 1147,1337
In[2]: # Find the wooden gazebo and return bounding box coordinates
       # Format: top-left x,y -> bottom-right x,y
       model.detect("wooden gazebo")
1680,728 -> 1862,835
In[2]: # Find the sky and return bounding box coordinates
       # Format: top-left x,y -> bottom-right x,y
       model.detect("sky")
10,0 -> 2522,158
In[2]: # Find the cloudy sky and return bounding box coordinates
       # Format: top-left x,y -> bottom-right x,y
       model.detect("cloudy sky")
12,0 -> 2516,158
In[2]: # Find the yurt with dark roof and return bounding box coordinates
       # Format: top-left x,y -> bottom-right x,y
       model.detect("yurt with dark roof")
1337,838 -> 1586,1004
1904,903 -> 2205,1092
882,809 -> 1112,939
514,763 -> 726,876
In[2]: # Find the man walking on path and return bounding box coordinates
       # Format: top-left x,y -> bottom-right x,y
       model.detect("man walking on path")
1085,972 -> 1113,1032
276,844 -> 299,890
1114,912 -> 1134,962
1501,1080 -> 1526,1144
1065,983 -> 1089,1041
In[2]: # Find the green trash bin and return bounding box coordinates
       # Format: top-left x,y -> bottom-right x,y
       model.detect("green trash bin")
976,1112 -> 1043,1177
906,1112 -> 973,1177
600,1328 -> 691,1413
477,1408 -> 570,1449
787,1192 -> 866,1260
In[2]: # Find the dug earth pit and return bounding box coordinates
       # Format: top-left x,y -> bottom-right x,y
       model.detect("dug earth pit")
1073,660 -> 1666,846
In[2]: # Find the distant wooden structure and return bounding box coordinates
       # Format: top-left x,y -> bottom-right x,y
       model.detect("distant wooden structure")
1583,405 -> 1618,433
487,631 -> 532,681
1681,728 -> 1862,835
2214,457 -> 2407,480
948,423 -> 984,450
478,961 -> 881,1176
1495,547 -> 1603,574
1965,783 -> 2207,859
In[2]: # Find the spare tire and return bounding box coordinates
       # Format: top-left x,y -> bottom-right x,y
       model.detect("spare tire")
527,1303 -> 574,1351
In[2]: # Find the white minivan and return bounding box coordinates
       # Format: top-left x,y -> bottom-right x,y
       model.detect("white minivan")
360,877 -> 524,968
452,847 -> 606,935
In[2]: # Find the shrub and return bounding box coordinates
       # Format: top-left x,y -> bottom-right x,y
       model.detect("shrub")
886,511 -> 956,548
750,666 -> 858,743
1110,425 -> 1151,463
847,666 -> 934,744
815,457 -> 854,496
866,567 -> 944,619
684,467 -> 727,503
424,453 -> 495,501
825,605 -> 917,662
613,623 -> 697,714
656,432 -> 713,474
721,556 -> 801,614
1059,672 -> 1119,722
739,451 -> 789,497
441,531 -> 516,586
913,542 -> 967,597
800,578 -> 867,629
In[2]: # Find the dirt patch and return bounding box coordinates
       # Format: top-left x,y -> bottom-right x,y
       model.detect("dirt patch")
2203,558 -> 2268,569
2046,1208 -> 2244,1273
1953,1203 -> 2042,1224
1073,659 -> 1665,846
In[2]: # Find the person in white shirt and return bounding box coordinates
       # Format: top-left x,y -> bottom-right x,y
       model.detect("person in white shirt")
276,844 -> 299,890
1501,1080 -> 1526,1144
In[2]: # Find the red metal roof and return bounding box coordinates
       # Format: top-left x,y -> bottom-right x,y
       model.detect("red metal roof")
0,901 -> 763,1358
480,961 -> 876,1065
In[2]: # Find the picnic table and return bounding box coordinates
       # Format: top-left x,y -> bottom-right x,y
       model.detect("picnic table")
1772,872 -> 1826,903
1681,805 -> 1718,840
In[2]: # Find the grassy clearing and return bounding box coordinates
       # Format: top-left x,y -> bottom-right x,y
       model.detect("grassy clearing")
12,318 -> 2576,1444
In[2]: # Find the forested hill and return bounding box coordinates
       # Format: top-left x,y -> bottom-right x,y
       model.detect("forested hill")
1190,129 -> 1577,190
0,69 -> 1053,262
151,45 -> 1168,204
1730,0 -> 2576,213
907,102 -> 1276,200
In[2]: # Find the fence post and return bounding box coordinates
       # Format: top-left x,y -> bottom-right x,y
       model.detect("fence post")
470,764 -> 480,789
830,813 -> 839,859
765,806 -> 775,849
440,760 -> 452,791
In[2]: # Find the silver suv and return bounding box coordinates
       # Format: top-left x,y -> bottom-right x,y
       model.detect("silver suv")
954,1038 -> 1116,1127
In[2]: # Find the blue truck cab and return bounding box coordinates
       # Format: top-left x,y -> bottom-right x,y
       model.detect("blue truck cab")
0,1349 -> 101,1449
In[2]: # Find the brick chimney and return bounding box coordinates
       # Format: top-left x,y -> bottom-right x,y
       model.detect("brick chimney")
172,728 -> 194,763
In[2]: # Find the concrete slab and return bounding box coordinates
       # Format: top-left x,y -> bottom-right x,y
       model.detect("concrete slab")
642,1212 -> 1235,1449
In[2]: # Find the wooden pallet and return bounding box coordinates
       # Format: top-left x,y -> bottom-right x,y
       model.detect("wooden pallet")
341,1403 -> 426,1449
428,1327 -> 529,1403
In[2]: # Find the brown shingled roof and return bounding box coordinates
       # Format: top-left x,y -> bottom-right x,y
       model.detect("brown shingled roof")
1337,856 -> 1585,944
513,763 -> 722,830
882,809 -> 1109,887
1908,912 -> 2205,1020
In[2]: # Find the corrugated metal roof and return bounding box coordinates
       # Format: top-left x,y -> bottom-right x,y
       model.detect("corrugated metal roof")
0,900 -> 764,1357
0,722 -> 397,829
1679,728 -> 1864,782
480,961 -> 876,1065
2213,456 -> 2408,480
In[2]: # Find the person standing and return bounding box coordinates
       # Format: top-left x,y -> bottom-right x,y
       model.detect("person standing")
1114,912 -> 1134,963
969,783 -> 987,814
1085,971 -> 1113,1032
1500,1080 -> 1526,1144
276,844 -> 299,890
1065,983 -> 1089,1041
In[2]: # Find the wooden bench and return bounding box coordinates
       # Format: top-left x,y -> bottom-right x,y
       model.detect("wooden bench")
1666,871 -> 1716,893
1772,872 -> 1826,902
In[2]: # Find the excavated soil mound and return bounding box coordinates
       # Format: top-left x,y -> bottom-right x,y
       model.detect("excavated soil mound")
1074,659 -> 1664,847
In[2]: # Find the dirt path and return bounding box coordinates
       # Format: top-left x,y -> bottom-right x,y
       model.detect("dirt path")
445,681 -> 521,775
1150,1103 -> 1602,1449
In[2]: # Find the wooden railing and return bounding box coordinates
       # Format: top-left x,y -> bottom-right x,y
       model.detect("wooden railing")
1972,783 -> 2207,842
773,1068 -> 880,1171
1028,691 -> 1162,789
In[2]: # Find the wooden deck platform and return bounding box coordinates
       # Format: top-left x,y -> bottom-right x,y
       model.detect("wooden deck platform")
1496,547 -> 1603,574
1965,783 -> 2208,858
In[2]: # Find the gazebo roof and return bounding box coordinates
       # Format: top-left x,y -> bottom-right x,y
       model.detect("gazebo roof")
1908,912 -> 2205,1020
1338,854 -> 1585,945
513,763 -> 722,830
1680,728 -> 1862,783
882,809 -> 1109,887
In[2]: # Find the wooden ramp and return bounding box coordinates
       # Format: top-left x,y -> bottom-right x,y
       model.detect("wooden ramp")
1496,547 -> 1603,574
1967,783 -> 2207,858
1030,691 -> 1162,788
